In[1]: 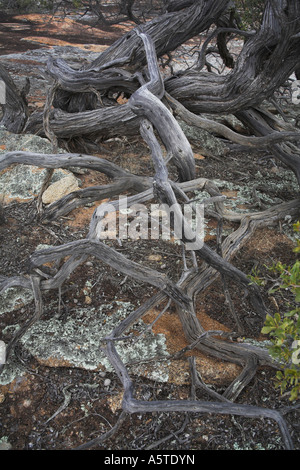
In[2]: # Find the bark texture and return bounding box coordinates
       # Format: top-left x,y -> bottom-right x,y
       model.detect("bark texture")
1,0 -> 299,450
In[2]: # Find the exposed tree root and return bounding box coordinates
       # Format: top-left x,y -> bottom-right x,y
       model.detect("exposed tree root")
0,1 -> 300,450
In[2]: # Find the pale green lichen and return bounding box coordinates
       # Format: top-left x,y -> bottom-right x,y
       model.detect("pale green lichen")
0,287 -> 33,316
0,351 -> 26,385
0,286 -> 34,384
0,128 -> 75,201
193,169 -> 299,238
3,301 -> 169,383
178,119 -> 228,156
213,170 -> 298,210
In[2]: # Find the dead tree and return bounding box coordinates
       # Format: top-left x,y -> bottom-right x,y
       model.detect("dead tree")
0,0 -> 300,450
0,63 -> 29,133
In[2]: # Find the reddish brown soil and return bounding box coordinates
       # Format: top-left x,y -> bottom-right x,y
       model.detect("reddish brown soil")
0,10 -> 299,452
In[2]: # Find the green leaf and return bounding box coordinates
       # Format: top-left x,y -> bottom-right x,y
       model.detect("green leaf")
261,326 -> 275,334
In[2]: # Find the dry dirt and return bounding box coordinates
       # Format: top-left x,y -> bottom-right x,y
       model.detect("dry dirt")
0,10 -> 299,452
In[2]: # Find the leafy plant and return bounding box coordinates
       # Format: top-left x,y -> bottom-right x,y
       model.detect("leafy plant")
234,0 -> 265,30
261,222 -> 300,401
248,265 -> 267,287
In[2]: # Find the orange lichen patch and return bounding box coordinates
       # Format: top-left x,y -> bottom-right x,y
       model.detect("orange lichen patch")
143,309 -> 189,355
74,44 -> 108,52
80,168 -> 110,189
221,189 -> 238,199
34,355 -> 107,373
14,13 -> 129,41
167,356 -> 240,385
142,307 -> 240,385
34,356 -> 79,369
21,36 -> 108,52
67,203 -> 98,229
116,94 -> 128,105
4,58 -> 42,66
111,21 -> 135,32
143,306 -> 230,358
0,22 -> 31,30
194,153 -> 205,160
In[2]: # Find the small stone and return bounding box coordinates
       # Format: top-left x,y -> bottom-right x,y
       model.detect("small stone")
148,254 -> 162,261
0,129 -> 69,203
0,441 -> 12,450
22,399 -> 32,408
42,175 -> 80,204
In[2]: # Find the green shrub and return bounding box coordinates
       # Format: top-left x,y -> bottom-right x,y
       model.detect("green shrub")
234,0 -> 265,30
261,222 -> 300,401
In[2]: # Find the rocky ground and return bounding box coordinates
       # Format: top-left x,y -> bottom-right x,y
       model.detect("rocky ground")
0,10 -> 299,452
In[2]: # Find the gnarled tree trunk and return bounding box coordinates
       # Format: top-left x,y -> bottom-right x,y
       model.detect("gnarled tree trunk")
0,0 -> 300,450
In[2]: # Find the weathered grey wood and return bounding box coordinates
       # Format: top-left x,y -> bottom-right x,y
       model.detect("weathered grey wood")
166,93 -> 300,149
24,102 -> 139,138
27,239 -> 192,310
0,151 -> 138,180
236,108 -> 300,184
129,32 -> 195,182
86,0 -> 231,70
0,63 -> 28,133
0,275 -> 42,374
104,337 -> 293,450
41,178 -> 143,222
165,2 -> 300,115
1,3 -> 299,451
47,58 -> 139,94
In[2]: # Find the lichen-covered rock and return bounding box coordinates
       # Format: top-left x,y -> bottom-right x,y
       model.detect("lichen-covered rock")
0,287 -> 33,316
178,119 -> 228,156
17,301 -> 170,382
0,127 -> 57,154
0,127 -> 78,203
0,296 -> 241,387
42,174 -> 80,204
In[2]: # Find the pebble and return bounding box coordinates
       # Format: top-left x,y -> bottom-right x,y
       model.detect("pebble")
148,254 -> 162,261
104,378 -> 111,387
0,441 -> 12,450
